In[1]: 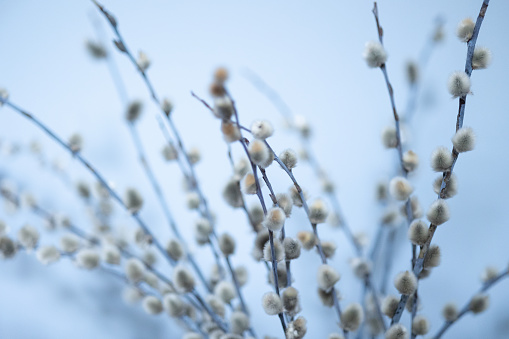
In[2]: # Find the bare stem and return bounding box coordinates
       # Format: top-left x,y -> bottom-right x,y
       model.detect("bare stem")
432,269 -> 508,339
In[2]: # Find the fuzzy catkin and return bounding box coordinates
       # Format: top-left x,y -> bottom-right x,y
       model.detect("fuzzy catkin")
452,127 -> 475,153
317,264 -> 340,292
218,233 -> 236,256
442,302 -> 458,321
309,199 -> 329,224
36,245 -> 61,265
411,315 -> 429,335
283,237 -> 301,260
457,18 -> 475,42
427,199 -> 450,226
126,258 -> 145,283
364,41 -> 387,68
424,245 -> 441,268
262,292 -> 283,315
472,47 -> 491,70
214,281 -> 236,304
142,296 -> 163,315
263,207 -> 286,232
166,238 -> 184,261
173,266 -> 195,292
407,220 -> 429,246
448,71 -> 471,98
126,100 -> 143,122
279,149 -> 298,170
163,294 -> 186,317
124,188 -> 143,213
382,295 -> 399,318
248,139 -> 270,166
389,177 -> 413,201
385,324 -> 409,339
60,233 -> 81,253
340,303 -> 364,331
381,126 -> 398,148
251,120 -> 274,140
276,193 -> 293,217
76,249 -> 100,269
263,238 -> 285,262
17,224 -> 39,250
394,271 -> 417,295
433,174 -> 458,199
230,311 -> 250,334
469,294 -> 489,314
286,316 -> 307,339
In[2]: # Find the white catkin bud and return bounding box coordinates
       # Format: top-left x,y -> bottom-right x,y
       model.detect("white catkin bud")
85,39 -> 107,59
187,147 -> 201,165
452,127 -> 475,153
364,41 -> 387,68
279,149 -> 298,170
251,120 -> 274,139
137,51 -> 151,72
262,292 -> 283,315
206,295 -> 226,318
442,302 -> 458,321
282,287 -> 300,312
142,296 -> 163,315
263,207 -> 286,232
103,245 -> 121,265
162,144 -> 178,161
297,231 -> 316,250
230,311 -> 250,334
221,121 -> 241,143
242,173 -> 257,195
407,220 -> 429,246
457,18 -> 475,42
214,281 -> 236,304
234,158 -> 250,180
186,192 -> 201,210
469,294 -> 489,314
322,241 -> 337,259
329,333 -> 345,339
433,174 -> 458,199
122,286 -> 142,304
406,60 -> 419,84
234,266 -> 249,287
142,250 -> 157,267
276,193 -> 293,218
125,258 -> 145,282
481,266 -> 499,282
76,249 -> 100,269
163,294 -> 186,317
317,264 -> 340,292
309,199 -> 329,224
394,271 -> 417,295
183,333 -> 203,339
350,257 -> 371,279
385,324 -> 409,339
17,225 -> 39,250
381,208 -> 399,226
341,303 -> 364,331
472,47 -> 491,70
194,218 -> 212,243
389,177 -> 413,201
68,133 -> 83,153
381,126 -> 398,149
411,315 -> 430,335
427,199 -> 450,225
76,181 -> 91,199
448,71 -> 471,98
174,266 -> 195,292
263,239 -> 285,262
161,98 -> 174,116
382,295 -> 400,318
1,237 -> 16,259
166,238 -> 184,261
248,139 -> 270,166
402,150 -> 419,172
36,245 -> 61,265
218,233 -> 236,256
125,188 -> 143,213
424,245 -> 441,268
294,115 -> 311,138
283,237 -> 301,260
126,100 -> 143,122
213,97 -> 234,120
0,221 -> 8,235
286,316 -> 307,339
144,271 -> 159,289
431,146 -> 453,172
223,179 -> 243,208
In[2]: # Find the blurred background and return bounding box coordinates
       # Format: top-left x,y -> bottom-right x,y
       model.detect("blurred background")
1,0 -> 509,338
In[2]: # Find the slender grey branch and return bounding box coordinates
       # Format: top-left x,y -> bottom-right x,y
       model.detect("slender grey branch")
432,269 -> 508,339
386,0 -> 491,324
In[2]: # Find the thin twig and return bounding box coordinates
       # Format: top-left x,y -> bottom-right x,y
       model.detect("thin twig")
432,269 -> 508,339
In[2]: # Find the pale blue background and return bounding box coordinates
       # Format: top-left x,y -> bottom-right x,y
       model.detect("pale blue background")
1,0 -> 509,338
